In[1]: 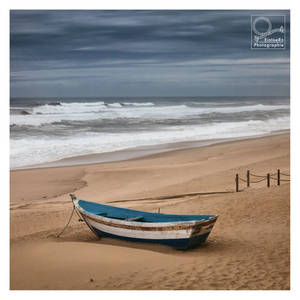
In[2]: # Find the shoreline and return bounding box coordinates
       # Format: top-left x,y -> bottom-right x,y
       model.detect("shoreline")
11,129 -> 290,171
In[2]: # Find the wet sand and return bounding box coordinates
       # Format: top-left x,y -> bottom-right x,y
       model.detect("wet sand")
10,133 -> 290,290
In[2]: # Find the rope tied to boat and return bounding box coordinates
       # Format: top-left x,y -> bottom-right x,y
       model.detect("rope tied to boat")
55,205 -> 75,238
48,194 -> 83,238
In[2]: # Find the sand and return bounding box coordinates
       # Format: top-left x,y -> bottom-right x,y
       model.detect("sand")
10,133 -> 290,290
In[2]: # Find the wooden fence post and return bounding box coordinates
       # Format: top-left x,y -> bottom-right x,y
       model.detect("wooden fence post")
277,169 -> 280,186
267,173 -> 270,187
235,174 -> 239,192
247,170 -> 250,187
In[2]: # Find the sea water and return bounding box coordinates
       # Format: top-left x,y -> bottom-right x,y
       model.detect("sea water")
10,96 -> 290,169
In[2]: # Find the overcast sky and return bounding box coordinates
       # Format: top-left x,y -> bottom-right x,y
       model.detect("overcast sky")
10,10 -> 290,98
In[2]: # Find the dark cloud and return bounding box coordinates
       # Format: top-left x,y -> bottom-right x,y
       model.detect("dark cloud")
10,10 -> 290,97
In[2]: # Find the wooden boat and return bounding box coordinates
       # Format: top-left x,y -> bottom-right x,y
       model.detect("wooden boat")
70,194 -> 218,249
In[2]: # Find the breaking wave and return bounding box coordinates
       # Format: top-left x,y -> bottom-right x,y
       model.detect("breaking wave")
10,97 -> 290,168
10,102 -> 289,127
10,116 -> 290,168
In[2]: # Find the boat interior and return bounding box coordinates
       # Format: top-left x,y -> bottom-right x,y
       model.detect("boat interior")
77,199 -> 216,223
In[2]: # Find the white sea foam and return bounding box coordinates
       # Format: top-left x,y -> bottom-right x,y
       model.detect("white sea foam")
32,101 -> 106,114
10,98 -> 290,168
106,102 -> 123,108
10,102 -> 290,127
122,102 -> 155,106
10,116 -> 290,168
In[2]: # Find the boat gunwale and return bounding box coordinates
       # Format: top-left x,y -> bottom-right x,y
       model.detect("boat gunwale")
74,199 -> 218,231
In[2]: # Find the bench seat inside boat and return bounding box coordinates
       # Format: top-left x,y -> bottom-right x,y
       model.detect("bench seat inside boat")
96,212 -> 144,222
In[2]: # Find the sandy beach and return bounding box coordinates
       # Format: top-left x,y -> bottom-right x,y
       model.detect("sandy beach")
10,133 -> 290,290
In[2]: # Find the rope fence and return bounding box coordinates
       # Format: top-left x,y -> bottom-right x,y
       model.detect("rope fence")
249,177 -> 267,184
249,173 -> 266,178
281,172 -> 290,177
235,169 -> 290,192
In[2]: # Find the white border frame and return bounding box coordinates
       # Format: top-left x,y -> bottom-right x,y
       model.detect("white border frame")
1,2 -> 298,300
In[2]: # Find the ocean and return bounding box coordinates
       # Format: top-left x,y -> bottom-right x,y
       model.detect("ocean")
10,96 -> 290,169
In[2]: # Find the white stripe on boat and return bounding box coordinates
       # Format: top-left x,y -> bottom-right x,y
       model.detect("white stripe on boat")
84,215 -> 212,240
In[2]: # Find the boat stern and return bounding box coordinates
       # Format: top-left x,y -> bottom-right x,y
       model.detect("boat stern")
180,215 -> 218,249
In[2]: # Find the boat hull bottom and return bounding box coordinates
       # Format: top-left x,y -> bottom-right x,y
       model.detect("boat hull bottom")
91,226 -> 211,250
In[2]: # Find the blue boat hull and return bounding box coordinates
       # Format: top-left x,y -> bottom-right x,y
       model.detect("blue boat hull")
91,225 -> 211,249
71,195 -> 218,249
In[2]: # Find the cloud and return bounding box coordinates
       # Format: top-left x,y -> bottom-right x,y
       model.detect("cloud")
10,10 -> 290,97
